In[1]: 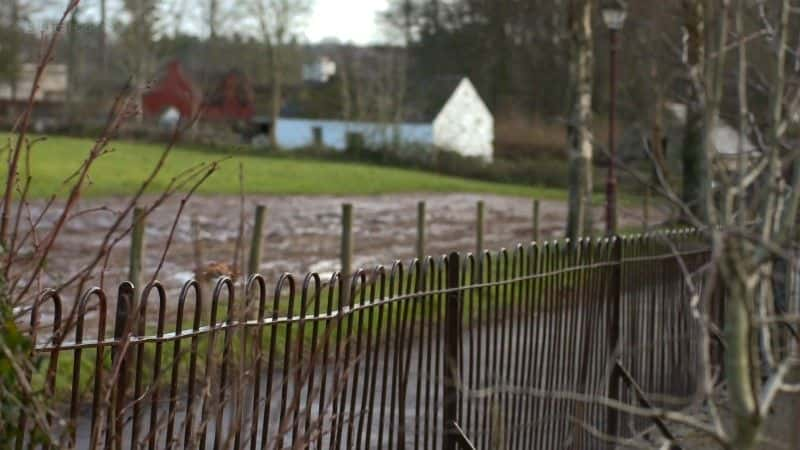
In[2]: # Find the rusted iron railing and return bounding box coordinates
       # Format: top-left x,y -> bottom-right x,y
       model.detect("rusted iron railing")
16,229 -> 717,449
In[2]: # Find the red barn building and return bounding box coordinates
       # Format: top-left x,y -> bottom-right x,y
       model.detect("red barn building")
142,61 -> 255,123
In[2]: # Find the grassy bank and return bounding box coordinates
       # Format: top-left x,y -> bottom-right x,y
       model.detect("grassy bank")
1,134 -> 569,199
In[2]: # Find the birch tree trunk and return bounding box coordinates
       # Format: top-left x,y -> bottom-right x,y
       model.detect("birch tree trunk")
565,0 -> 594,241
735,0 -> 747,227
269,43 -> 281,149
715,0 -> 786,447
680,0 -> 706,220
720,234 -> 762,450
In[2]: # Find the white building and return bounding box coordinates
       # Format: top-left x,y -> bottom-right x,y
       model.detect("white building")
665,102 -> 758,157
431,78 -> 494,159
0,63 -> 68,102
269,78 -> 494,160
302,57 -> 337,84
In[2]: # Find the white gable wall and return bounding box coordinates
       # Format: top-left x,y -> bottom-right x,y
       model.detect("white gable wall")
432,79 -> 494,161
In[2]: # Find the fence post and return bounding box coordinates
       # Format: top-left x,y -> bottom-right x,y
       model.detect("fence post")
476,201 -> 484,255
341,203 -> 353,298
312,126 -> 323,147
443,252 -> 462,450
417,201 -> 426,261
533,199 -> 540,242
191,215 -> 204,273
248,205 -> 267,277
129,207 -> 145,298
643,188 -> 650,232
606,236 -> 624,445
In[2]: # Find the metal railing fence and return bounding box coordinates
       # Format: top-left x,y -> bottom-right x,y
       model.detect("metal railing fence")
16,229 -> 716,450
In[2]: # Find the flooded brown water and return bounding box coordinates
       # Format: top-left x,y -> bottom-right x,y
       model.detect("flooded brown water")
23,193 -> 652,320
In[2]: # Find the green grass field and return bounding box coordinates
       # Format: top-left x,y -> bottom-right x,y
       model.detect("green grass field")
1,134 -> 568,199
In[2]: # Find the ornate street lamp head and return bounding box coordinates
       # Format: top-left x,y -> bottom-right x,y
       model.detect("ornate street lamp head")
602,0 -> 628,31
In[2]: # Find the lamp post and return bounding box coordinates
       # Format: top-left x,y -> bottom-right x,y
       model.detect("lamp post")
602,1 -> 627,235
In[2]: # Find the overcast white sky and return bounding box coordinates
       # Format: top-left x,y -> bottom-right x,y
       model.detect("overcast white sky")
307,0 -> 390,44
36,0 -> 391,45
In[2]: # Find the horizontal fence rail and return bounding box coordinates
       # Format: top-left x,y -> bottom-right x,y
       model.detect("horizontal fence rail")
16,229 -> 718,450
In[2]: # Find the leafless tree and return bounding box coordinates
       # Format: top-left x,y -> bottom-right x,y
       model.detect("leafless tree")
611,1 -> 800,447
0,1 -> 219,445
119,0 -> 161,121
565,0 -> 594,241
248,0 -> 313,148
0,0 -> 48,104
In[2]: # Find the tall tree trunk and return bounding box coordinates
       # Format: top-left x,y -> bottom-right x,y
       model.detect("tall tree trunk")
429,0 -> 440,32
9,0 -> 20,104
392,50 -> 408,149
100,0 -> 106,72
565,0 -> 594,241
490,0 -> 511,112
650,62 -> 668,183
66,5 -> 79,127
208,0 -> 219,38
771,0 -> 794,235
269,44 -> 281,148
720,235 -> 762,450
680,0 -> 706,220
708,0 -> 772,448
123,0 -> 157,123
338,48 -> 352,120
394,6 -> 412,148
735,0 -> 748,227
701,0 -> 730,225
336,45 -> 353,121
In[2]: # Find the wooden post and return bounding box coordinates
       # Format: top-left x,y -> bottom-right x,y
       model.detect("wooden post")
533,199 -> 541,242
443,252 -> 462,450
416,201 -> 426,261
476,200 -> 484,255
124,207 -> 144,450
346,132 -> 364,150
341,203 -> 353,299
248,205 -> 267,276
191,215 -> 203,274
312,126 -> 323,147
129,207 -> 145,298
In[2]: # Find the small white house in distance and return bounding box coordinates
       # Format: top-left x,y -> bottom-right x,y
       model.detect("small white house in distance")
271,78 -> 494,160
302,56 -> 337,83
431,78 -> 494,160
664,102 -> 758,169
0,63 -> 68,103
